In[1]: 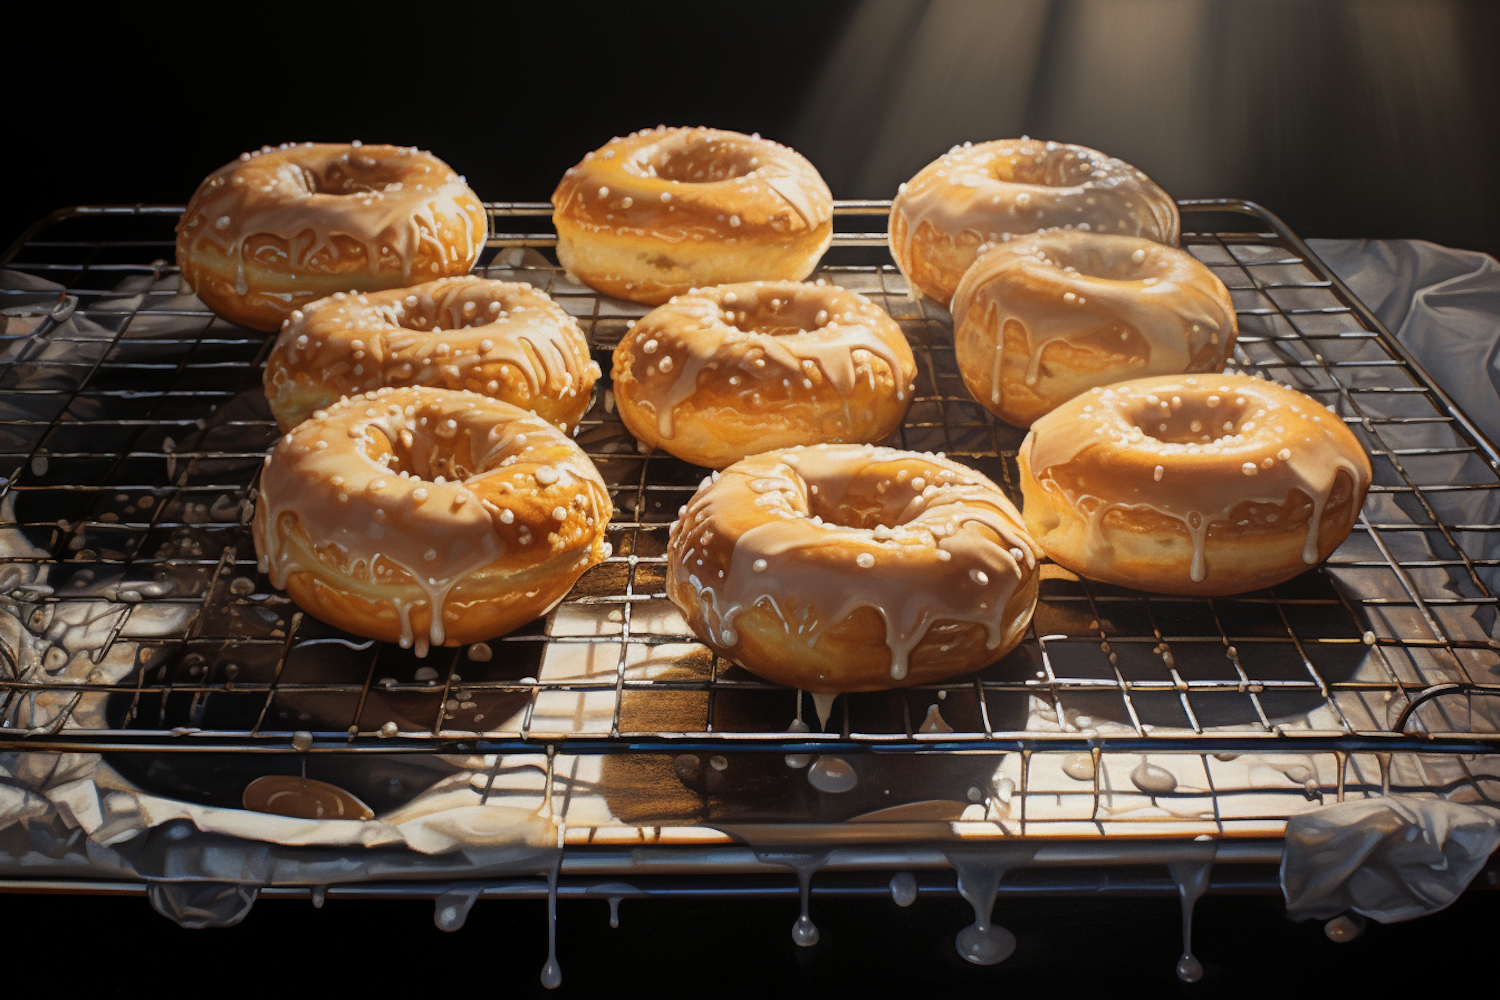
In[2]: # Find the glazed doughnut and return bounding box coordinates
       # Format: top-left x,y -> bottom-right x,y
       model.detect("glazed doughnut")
178,143 -> 487,332
252,386 -> 613,654
890,138 -> 1179,306
952,231 -> 1237,427
264,276 -> 600,433
612,280 -> 917,468
552,127 -> 833,305
1018,373 -> 1372,596
667,444 -> 1041,691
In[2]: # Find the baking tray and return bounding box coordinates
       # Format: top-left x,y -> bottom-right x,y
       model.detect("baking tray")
1,200 -> 1498,879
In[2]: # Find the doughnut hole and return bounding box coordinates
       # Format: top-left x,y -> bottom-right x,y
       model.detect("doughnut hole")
389,286 -> 521,333
802,457 -> 940,531
363,421 -> 482,485
1121,394 -> 1252,446
635,138 -> 760,183
724,287 -> 829,337
297,156 -> 411,197
362,404 -> 598,551
991,146 -> 1097,188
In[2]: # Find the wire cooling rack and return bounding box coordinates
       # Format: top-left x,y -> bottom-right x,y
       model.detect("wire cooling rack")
2,198 -> 1499,797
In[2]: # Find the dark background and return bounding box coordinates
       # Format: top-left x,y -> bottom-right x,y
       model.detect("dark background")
5,0 -> 1500,993
5,0 -> 1500,259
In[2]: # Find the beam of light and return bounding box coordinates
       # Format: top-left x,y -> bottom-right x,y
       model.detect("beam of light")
785,0 -> 1487,222
789,0 -> 1051,195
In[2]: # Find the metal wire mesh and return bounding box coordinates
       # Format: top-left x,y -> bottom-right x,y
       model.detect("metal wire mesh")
2,200 -> 1499,787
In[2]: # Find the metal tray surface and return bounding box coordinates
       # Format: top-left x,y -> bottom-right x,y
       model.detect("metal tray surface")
1,201 -> 1498,851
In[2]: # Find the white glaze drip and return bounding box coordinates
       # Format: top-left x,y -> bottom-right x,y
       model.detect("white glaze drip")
943,844 -> 1038,966
811,691 -> 838,731
752,850 -> 828,950
1168,842 -> 1217,983
919,704 -> 954,733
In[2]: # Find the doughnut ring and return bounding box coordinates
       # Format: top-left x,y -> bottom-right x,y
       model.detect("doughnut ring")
264,276 -> 600,433
178,142 -> 487,332
952,231 -> 1237,426
611,280 -> 917,468
890,138 -> 1178,306
667,444 -> 1041,691
1018,372 -> 1372,595
253,385 -> 613,654
552,126 -> 833,305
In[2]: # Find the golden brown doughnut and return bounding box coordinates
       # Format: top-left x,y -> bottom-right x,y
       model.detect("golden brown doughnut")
177,143 -> 487,332
263,276 -> 600,433
1018,373 -> 1372,595
252,386 -> 612,655
667,444 -> 1041,692
551,127 -> 833,305
611,280 -> 917,468
890,138 -> 1179,306
952,231 -> 1237,427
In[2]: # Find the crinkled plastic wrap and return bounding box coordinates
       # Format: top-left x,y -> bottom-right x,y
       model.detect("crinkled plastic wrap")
1309,239 -> 1500,448
1263,240 -> 1500,921
1282,794 -> 1500,923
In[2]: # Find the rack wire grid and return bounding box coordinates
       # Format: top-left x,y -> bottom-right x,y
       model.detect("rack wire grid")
2,200 -> 1500,848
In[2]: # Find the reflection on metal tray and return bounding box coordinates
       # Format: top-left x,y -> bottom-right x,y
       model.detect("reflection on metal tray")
1,201 -> 1499,854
